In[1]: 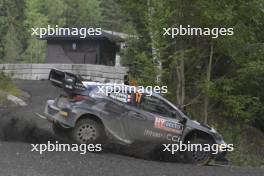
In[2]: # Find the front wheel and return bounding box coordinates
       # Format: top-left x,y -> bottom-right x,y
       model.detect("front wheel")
185,137 -> 213,165
71,118 -> 105,144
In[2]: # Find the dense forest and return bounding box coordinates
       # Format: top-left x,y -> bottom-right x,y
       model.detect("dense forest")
0,0 -> 263,166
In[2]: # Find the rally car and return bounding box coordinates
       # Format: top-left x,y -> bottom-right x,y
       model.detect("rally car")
39,69 -> 228,165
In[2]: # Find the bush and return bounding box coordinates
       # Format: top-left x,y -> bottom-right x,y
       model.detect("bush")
0,72 -> 21,97
212,119 -> 264,167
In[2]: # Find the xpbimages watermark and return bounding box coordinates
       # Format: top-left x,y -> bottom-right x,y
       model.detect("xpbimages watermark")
163,25 -> 234,39
162,141 -> 234,155
31,141 -> 102,154
95,84 -> 168,96
31,25 -> 102,39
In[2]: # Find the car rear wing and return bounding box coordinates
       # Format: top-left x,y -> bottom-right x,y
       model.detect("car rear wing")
48,69 -> 87,93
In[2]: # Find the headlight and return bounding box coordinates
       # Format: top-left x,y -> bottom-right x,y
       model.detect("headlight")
57,97 -> 71,109
210,127 -> 217,133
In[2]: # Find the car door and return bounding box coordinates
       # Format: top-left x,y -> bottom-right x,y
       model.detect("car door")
123,101 -> 156,142
126,94 -> 185,143
100,91 -> 147,143
102,98 -> 132,141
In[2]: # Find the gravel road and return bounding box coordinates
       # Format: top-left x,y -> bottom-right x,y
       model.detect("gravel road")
0,80 -> 263,176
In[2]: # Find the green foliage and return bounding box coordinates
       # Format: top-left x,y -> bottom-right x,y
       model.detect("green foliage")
0,0 -> 7,61
118,0 -> 264,166
0,0 -> 104,63
0,72 -> 21,97
213,120 -> 264,167
121,35 -> 157,86
3,24 -> 22,62
132,52 -> 157,86
65,0 -> 102,27
101,0 -> 130,31
46,0 -> 67,26
222,95 -> 262,123
22,0 -> 49,63
0,0 -> 25,63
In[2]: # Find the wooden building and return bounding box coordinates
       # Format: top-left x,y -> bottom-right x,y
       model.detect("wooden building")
41,30 -> 124,66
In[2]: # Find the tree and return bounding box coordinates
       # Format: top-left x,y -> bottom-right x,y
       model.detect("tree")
46,0 -> 66,26
0,0 -> 25,63
195,0 -> 264,125
3,24 -> 22,62
101,0 -> 130,31
22,0 -> 49,63
65,0 -> 102,27
0,0 -> 8,61
117,0 -> 264,129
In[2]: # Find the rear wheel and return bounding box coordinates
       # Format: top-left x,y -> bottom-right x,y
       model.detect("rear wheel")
185,137 -> 213,165
71,118 -> 105,144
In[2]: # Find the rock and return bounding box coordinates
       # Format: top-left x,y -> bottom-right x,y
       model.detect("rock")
7,94 -> 27,106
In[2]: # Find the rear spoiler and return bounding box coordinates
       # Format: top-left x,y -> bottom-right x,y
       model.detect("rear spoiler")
48,69 -> 86,92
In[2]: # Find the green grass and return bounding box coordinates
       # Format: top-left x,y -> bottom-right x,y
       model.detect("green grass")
0,72 -> 21,97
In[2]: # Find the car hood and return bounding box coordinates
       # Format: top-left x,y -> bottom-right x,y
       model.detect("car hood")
186,119 -> 212,132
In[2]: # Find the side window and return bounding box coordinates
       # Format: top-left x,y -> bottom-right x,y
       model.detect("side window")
139,95 -> 176,118
105,100 -> 126,114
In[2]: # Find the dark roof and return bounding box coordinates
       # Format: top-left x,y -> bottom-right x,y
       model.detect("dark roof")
39,29 -> 124,42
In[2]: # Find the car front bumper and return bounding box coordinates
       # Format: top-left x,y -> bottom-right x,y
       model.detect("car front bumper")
212,140 -> 229,164
43,100 -> 77,128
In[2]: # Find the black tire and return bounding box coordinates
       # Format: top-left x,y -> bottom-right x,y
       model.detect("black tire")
71,118 -> 105,144
185,137 -> 213,165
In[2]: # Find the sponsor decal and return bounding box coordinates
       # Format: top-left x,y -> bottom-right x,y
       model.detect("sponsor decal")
144,129 -> 181,142
154,117 -> 183,134
109,92 -> 130,103
144,129 -> 163,138
166,134 -> 181,142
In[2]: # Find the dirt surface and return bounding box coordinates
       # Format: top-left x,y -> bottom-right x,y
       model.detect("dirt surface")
0,80 -> 263,176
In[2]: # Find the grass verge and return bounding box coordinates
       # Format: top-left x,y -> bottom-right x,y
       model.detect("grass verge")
212,120 -> 264,167
0,72 -> 21,98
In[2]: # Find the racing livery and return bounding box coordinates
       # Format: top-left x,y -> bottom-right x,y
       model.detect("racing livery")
39,69 -> 228,165
154,117 -> 183,134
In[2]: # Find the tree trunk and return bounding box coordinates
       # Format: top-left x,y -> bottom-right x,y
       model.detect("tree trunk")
175,50 -> 185,110
180,52 -> 185,106
147,0 -> 162,83
176,64 -> 181,105
204,40 -> 214,124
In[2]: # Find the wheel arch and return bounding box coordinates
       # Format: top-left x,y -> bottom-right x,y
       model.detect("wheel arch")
183,130 -> 215,143
76,113 -> 105,128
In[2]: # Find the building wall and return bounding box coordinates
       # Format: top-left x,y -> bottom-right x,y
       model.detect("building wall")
45,40 -> 116,66
100,40 -> 117,66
